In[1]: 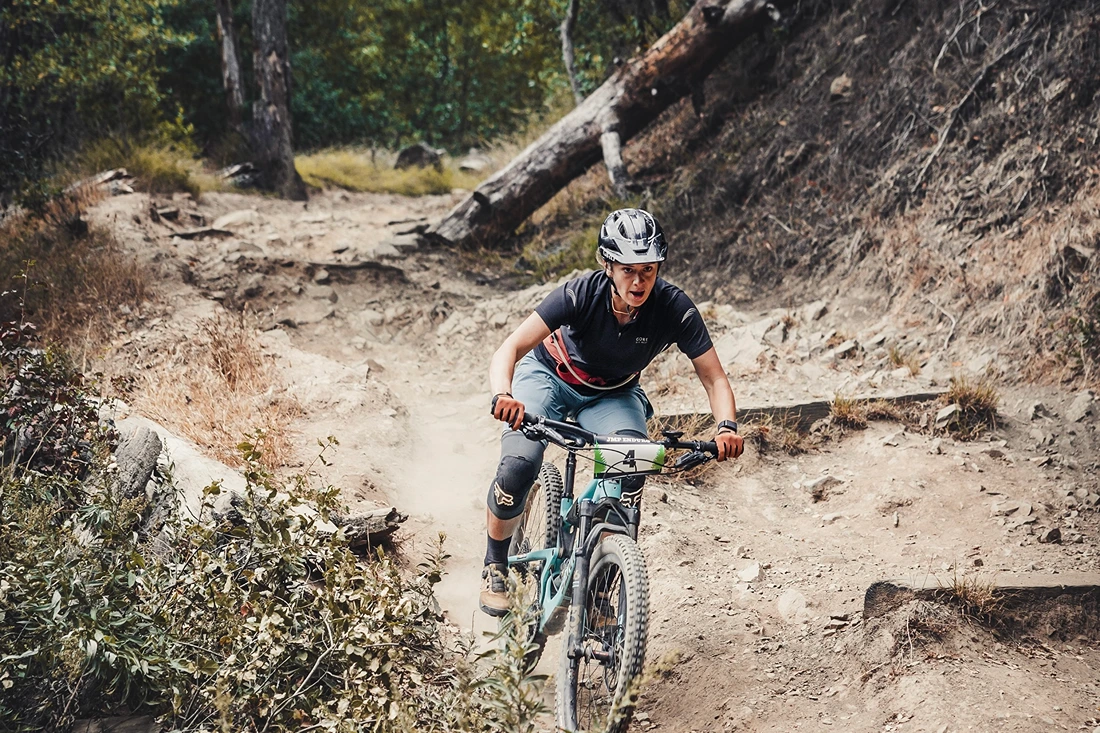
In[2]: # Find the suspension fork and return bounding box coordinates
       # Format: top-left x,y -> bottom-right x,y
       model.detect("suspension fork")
567,498 -> 593,659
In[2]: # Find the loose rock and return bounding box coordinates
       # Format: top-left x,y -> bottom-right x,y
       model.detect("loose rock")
738,563 -> 764,583
935,403 -> 960,429
213,209 -> 263,230
1038,527 -> 1062,544
1066,390 -> 1094,423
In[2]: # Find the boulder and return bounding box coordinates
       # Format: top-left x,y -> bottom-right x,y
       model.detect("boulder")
382,234 -> 420,253
112,427 -> 163,499
826,339 -> 859,360
829,73 -> 853,97
458,148 -> 493,172
277,300 -> 336,327
395,142 -> 443,171
737,562 -> 764,583
803,300 -> 828,322
777,589 -> 814,626
714,328 -> 768,369
1066,390 -> 1094,423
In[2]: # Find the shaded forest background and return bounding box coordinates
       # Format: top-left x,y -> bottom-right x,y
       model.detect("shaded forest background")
0,0 -> 687,202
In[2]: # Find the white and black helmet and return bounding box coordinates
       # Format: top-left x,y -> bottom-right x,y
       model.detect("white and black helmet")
597,208 -> 667,265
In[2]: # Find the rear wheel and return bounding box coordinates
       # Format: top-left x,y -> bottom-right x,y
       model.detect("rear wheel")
556,533 -> 649,733
507,462 -> 563,668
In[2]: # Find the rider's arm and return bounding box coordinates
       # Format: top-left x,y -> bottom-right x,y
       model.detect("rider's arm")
690,347 -> 736,422
489,312 -> 551,410
690,347 -> 743,460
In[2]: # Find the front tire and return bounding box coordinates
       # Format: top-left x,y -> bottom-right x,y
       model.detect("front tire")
556,533 -> 649,733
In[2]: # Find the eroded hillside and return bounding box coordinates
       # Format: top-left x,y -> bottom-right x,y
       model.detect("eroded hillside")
525,0 -> 1100,388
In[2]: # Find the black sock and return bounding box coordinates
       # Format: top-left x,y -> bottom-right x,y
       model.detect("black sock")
484,534 -> 511,566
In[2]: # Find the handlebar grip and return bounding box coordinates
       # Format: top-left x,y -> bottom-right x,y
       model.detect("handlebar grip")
701,440 -> 718,456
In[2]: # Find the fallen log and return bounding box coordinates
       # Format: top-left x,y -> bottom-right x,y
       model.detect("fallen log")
331,507 -> 408,551
426,0 -> 788,249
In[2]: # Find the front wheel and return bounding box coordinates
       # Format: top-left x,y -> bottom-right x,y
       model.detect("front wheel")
556,533 -> 649,733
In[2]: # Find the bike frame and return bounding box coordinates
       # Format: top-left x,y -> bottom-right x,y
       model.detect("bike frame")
507,448 -> 640,635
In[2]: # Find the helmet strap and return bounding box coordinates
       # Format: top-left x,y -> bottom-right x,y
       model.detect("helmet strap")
606,270 -> 636,318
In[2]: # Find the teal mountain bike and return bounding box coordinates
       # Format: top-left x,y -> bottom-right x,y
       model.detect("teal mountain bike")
506,413 -> 719,733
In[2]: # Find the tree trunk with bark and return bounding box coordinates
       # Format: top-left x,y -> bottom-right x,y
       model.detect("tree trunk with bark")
561,0 -> 584,106
215,0 -> 245,131
251,0 -> 307,201
426,0 -> 786,250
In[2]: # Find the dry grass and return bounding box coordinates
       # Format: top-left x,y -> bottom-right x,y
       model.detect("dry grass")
942,569 -> 1002,624
518,222 -> 602,282
647,411 -> 715,440
830,396 -> 912,433
295,149 -> 483,195
742,412 -> 807,455
940,375 -> 999,440
132,311 -> 300,470
830,395 -> 867,429
72,139 -> 220,198
888,345 -> 922,376
0,192 -> 148,360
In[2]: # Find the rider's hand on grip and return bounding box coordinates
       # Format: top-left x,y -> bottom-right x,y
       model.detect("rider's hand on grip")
491,393 -> 525,431
715,431 -> 743,461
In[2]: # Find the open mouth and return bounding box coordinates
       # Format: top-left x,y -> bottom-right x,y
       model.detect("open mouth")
629,289 -> 645,301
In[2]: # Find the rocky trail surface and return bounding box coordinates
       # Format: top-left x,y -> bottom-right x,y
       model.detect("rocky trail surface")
92,188 -> 1099,732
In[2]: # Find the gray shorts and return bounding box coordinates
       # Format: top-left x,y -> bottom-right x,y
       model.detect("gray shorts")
486,354 -> 653,520
509,352 -> 653,435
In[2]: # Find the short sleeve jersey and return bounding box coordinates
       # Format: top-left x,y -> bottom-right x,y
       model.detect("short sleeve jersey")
533,270 -> 713,391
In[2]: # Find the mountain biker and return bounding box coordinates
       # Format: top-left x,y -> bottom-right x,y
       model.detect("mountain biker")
480,208 -> 744,617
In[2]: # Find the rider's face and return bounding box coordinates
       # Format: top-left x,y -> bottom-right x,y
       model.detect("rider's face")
606,261 -> 659,309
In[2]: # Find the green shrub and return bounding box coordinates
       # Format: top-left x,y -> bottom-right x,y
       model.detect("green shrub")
0,329 -> 544,732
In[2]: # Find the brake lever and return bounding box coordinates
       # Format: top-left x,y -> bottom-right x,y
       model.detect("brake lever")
672,450 -> 712,471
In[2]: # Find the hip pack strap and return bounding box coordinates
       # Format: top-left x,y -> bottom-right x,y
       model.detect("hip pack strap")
542,329 -> 637,391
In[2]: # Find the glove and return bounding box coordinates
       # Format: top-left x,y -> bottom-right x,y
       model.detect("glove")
715,430 -> 743,461
491,393 -> 525,431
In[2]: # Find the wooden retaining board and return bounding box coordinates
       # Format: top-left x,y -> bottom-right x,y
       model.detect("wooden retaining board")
657,391 -> 946,433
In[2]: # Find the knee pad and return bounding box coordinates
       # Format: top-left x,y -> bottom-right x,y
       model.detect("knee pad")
487,454 -> 539,520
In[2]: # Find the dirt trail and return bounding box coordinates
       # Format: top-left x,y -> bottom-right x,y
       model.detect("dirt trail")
93,188 -> 1099,732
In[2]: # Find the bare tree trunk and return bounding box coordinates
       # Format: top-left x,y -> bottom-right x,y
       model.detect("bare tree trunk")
427,0 -> 786,250
561,0 -> 585,106
215,0 -> 245,131
251,0 -> 307,200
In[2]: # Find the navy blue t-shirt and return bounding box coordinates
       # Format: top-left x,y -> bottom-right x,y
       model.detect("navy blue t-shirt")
533,270 -> 713,392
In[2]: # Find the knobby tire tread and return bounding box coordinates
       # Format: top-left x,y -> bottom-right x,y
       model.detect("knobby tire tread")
556,533 -> 649,733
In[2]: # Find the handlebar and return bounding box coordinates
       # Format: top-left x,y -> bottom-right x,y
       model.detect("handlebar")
520,413 -> 719,459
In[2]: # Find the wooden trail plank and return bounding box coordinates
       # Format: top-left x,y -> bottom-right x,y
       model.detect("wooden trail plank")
656,391 -> 946,433
863,574 -> 1100,639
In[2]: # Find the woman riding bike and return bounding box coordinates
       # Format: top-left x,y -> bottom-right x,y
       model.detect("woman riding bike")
481,208 -> 744,616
